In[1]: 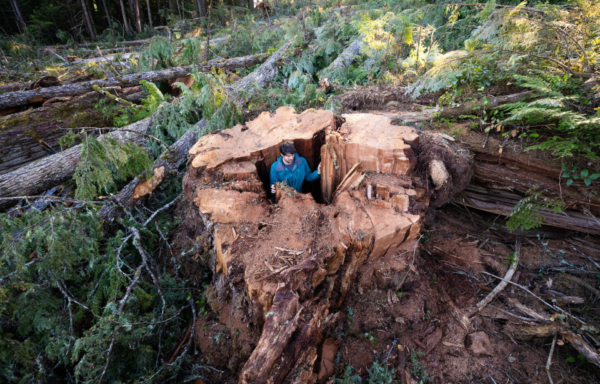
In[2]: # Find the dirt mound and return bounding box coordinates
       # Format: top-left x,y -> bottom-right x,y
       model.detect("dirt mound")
181,107 -> 472,382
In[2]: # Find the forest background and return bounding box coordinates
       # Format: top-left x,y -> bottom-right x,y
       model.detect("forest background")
0,0 -> 599,382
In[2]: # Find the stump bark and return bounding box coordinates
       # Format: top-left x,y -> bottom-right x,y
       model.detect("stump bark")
182,107 -> 472,383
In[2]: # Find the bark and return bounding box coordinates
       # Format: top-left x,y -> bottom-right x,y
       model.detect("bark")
322,37 -> 363,72
10,0 -> 27,33
205,0 -> 213,60
0,91 -> 141,175
0,52 -> 269,109
247,0 -> 253,10
80,0 -> 97,40
131,0 -> 142,32
456,185 -> 600,234
379,91 -> 535,122
101,0 -> 112,29
196,0 -> 207,17
99,39 -> 295,224
0,118 -> 151,210
119,0 -> 132,34
146,0 -> 152,28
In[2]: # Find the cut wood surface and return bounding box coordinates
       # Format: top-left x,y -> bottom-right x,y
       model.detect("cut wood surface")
182,107 -> 471,383
0,52 -> 269,109
0,118 -> 151,210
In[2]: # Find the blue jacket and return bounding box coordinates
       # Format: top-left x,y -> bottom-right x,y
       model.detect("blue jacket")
270,155 -> 319,193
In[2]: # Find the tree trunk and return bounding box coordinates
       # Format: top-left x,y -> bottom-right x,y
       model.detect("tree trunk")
119,0 -> 131,33
0,52 -> 269,109
10,0 -> 27,33
205,0 -> 213,60
377,91 -> 535,122
146,0 -> 152,28
80,0 -> 98,40
0,90 -> 142,175
181,108 -> 470,383
197,0 -> 206,17
101,0 -> 112,29
130,0 -> 142,32
99,38 -> 296,225
247,0 -> 253,10
0,118 -> 151,210
321,37 -> 363,73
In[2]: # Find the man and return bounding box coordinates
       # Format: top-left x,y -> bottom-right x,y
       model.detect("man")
270,141 -> 321,194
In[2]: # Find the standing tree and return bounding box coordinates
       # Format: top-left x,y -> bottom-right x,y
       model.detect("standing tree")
9,0 -> 27,33
101,0 -> 113,31
131,0 -> 142,32
80,0 -> 97,40
197,0 -> 207,17
205,0 -> 213,60
119,0 -> 131,33
247,0 -> 253,10
146,0 -> 152,28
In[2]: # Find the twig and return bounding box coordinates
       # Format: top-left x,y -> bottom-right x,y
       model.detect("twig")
97,264 -> 143,384
482,272 -> 565,315
130,227 -> 167,321
565,242 -> 600,270
0,259 -> 39,285
546,333 -> 557,384
469,237 -> 520,317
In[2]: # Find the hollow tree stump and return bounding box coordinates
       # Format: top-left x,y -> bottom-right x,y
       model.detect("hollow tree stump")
182,107 -> 472,383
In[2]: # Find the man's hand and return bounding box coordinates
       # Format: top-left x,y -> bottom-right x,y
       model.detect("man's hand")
271,184 -> 276,194
318,162 -> 322,175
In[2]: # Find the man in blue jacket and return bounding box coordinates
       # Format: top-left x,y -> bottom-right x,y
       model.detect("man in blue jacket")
270,141 -> 321,194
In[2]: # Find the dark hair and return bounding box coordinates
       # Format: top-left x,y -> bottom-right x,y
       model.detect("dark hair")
280,141 -> 296,155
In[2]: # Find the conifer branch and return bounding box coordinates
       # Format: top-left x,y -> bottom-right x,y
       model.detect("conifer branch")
130,227 -> 167,321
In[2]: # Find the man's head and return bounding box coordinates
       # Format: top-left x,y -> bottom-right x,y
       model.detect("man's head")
280,141 -> 296,165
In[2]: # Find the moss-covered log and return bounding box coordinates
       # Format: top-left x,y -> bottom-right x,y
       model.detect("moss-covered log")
0,91 -> 141,175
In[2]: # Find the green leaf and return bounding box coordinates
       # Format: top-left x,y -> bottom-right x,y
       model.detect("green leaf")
562,173 -> 570,178
585,178 -> 591,186
567,356 -> 576,363
590,173 -> 600,180
566,179 -> 573,186
581,169 -> 589,177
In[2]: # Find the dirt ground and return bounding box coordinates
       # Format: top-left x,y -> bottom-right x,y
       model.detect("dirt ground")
327,205 -> 600,384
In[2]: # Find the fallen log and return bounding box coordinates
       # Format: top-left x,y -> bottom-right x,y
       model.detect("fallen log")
0,118 -> 151,210
0,90 -> 142,174
43,39 -> 151,50
180,107 -> 471,382
322,38 -> 363,72
456,185 -> 600,234
0,52 -> 269,109
98,39 -> 295,225
377,91 -> 535,122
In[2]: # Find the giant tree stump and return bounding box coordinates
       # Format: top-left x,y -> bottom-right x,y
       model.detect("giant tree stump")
182,107 -> 471,383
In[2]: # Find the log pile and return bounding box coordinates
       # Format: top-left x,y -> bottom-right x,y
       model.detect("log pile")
182,107 -> 472,382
